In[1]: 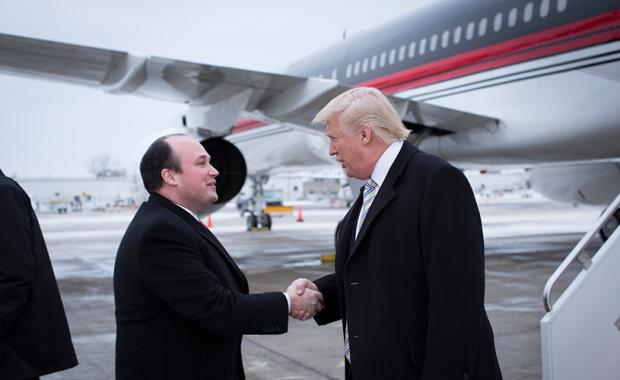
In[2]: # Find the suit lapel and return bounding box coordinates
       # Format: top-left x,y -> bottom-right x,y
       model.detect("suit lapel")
347,142 -> 418,262
149,194 -> 248,292
192,222 -> 249,292
336,188 -> 363,274
349,187 -> 396,259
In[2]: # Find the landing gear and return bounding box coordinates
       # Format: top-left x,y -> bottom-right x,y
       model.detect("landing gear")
243,174 -> 274,231
245,211 -> 272,231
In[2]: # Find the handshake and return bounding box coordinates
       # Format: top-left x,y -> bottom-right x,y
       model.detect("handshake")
285,278 -> 323,321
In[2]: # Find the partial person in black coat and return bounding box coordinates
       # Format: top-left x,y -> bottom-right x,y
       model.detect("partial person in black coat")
0,169 -> 78,380
114,134 -> 323,380
290,88 -> 503,379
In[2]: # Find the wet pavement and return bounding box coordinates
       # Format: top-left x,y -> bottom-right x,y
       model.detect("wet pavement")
38,197 -> 603,379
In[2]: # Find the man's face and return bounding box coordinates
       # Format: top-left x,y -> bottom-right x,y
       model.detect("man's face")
325,117 -> 368,179
167,136 -> 219,212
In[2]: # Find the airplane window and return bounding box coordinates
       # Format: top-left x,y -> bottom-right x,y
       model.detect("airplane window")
466,22 -> 475,40
389,49 -> 396,64
523,2 -> 533,23
331,69 -> 338,79
399,45 -> 406,61
478,18 -> 488,36
508,8 -> 518,27
346,64 -> 352,78
362,58 -> 368,73
371,55 -> 377,70
380,52 -> 387,67
430,34 -> 438,52
540,0 -> 550,17
419,38 -> 427,55
408,42 -> 416,58
442,31 -> 450,48
354,61 -> 360,75
557,0 -> 567,13
494,13 -> 503,32
453,26 -> 462,44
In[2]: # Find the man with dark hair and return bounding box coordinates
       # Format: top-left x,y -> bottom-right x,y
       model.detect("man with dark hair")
139,134 -> 182,192
0,169 -> 78,380
114,134 -> 323,379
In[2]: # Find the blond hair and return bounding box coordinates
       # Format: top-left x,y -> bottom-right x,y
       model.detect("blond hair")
313,87 -> 410,143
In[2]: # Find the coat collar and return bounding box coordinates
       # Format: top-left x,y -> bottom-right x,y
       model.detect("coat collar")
347,142 -> 419,261
148,192 -> 199,227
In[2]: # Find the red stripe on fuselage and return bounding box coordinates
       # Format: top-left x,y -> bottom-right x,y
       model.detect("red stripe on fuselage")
232,118 -> 268,133
232,10 -> 620,133
357,10 -> 620,93
383,28 -> 620,94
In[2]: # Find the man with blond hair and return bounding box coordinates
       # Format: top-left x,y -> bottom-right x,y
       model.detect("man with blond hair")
291,87 -> 502,379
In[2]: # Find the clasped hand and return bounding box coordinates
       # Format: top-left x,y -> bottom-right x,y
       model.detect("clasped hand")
286,278 -> 323,321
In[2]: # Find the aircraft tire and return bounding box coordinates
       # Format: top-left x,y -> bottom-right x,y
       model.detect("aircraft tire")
259,212 -> 272,230
246,214 -> 258,231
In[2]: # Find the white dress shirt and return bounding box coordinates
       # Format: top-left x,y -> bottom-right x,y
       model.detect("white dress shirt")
355,140 -> 403,238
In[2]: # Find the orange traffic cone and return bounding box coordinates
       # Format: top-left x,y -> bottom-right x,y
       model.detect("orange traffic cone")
296,206 -> 304,222
207,215 -> 214,228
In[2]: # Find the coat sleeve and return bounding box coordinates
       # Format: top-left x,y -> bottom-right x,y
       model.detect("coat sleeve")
136,221 -> 288,336
419,166 -> 486,379
0,184 -> 34,338
313,273 -> 342,325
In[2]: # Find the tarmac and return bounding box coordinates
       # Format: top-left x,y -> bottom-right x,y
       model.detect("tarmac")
38,195 -> 604,379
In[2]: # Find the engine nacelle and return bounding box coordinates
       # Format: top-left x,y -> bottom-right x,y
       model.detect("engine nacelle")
528,163 -> 620,205
200,137 -> 247,214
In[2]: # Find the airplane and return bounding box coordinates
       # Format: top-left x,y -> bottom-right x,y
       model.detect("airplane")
1,0 -> 619,230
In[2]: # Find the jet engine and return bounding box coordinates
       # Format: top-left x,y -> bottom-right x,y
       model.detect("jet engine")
200,137 -> 247,214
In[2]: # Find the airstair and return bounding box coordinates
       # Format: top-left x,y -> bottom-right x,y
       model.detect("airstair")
541,193 -> 620,380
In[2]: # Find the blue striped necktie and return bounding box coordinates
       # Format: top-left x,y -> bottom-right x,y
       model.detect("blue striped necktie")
345,177 -> 379,362
355,178 -> 379,238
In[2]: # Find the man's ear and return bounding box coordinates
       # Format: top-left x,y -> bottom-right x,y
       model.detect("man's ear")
161,168 -> 177,186
360,125 -> 372,145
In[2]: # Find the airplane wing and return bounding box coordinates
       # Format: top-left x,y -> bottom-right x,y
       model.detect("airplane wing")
0,33 -> 497,135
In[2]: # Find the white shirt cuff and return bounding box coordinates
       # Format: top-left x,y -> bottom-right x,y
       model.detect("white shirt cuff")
283,292 -> 291,313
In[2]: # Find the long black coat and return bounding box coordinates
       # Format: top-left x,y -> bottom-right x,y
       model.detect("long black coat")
114,193 -> 288,380
314,143 -> 502,380
0,170 -> 78,379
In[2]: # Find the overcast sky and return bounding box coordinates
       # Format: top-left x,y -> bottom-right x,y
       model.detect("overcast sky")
0,0 -> 425,178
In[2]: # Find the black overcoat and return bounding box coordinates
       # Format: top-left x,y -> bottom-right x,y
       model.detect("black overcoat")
114,193 -> 288,380
314,143 -> 503,380
0,170 -> 78,379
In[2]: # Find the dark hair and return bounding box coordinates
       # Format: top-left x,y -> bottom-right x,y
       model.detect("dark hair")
140,134 -> 183,192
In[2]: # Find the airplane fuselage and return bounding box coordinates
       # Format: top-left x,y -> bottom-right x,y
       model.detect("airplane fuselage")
275,0 -> 620,166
